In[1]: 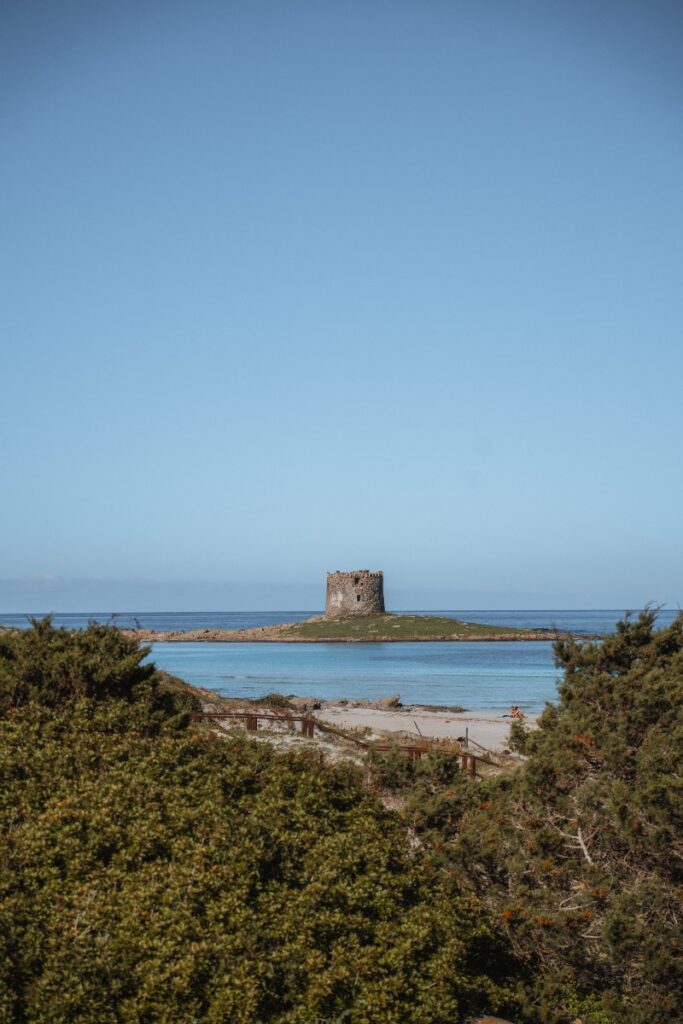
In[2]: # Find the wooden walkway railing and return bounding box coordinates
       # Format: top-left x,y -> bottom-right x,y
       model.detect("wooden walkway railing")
191,710 -> 495,776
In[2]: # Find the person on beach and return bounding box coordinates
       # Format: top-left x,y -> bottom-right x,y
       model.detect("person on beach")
506,705 -> 524,719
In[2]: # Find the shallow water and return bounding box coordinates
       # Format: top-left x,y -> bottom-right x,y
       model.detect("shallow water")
144,609 -> 677,712
148,639 -> 560,712
3,609 -> 677,713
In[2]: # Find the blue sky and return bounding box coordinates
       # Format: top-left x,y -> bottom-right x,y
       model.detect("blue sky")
1,1 -> 682,611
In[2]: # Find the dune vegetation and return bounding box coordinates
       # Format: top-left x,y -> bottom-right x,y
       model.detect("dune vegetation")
0,612 -> 680,1023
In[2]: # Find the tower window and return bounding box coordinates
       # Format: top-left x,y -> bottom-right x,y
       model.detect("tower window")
356,594 -> 361,602
354,576 -> 360,585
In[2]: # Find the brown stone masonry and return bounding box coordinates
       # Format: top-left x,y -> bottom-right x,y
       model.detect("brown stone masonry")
325,569 -> 385,618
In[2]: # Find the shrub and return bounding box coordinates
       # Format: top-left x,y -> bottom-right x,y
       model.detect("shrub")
253,692 -> 296,709
508,717 -> 530,753
0,621 -> 519,1023
445,610 -> 683,1023
0,618 -> 193,730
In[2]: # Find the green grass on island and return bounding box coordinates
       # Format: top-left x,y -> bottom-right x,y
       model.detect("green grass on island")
282,612 -> 547,640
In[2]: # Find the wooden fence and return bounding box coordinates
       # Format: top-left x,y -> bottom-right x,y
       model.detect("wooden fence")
191,710 -> 495,776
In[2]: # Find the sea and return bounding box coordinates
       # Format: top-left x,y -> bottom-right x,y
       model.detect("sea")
1,609 -> 678,713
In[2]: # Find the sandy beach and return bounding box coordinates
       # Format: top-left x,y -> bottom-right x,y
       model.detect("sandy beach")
315,704 -> 537,751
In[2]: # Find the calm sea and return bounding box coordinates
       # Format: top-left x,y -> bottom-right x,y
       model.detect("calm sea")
1,609 -> 678,712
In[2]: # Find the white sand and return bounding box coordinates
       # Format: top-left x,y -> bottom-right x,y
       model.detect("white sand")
316,705 -> 538,752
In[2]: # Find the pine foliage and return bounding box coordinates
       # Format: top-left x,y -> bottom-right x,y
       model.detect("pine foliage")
1,612 -> 680,1023
444,610 -> 683,1023
0,621 -> 518,1023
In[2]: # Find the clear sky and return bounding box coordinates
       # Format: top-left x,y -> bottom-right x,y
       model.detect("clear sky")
1,0 -> 682,611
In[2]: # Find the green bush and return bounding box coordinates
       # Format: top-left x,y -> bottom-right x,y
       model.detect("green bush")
4,612 -> 679,1022
0,704 -> 521,1024
444,610 -> 683,1023
0,621 -> 519,1023
508,717 -> 530,753
253,692 -> 296,709
0,617 -> 195,729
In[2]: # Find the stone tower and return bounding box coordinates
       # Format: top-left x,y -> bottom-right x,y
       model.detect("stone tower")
325,570 -> 385,618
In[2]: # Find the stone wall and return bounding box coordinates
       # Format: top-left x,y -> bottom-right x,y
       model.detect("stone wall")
325,570 -> 385,618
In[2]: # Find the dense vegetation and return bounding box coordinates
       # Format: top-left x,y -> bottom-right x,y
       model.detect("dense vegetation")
0,620 -> 518,1023
370,610 -> 683,1023
0,617 -> 198,726
1,612 -> 680,1023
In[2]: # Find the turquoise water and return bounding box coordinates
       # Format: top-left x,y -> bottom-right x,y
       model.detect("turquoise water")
142,609 -> 678,712
3,610 -> 677,712
149,640 -> 560,712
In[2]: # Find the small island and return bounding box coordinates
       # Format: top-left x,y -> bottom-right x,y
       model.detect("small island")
123,569 -> 570,643
123,611 -> 565,643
